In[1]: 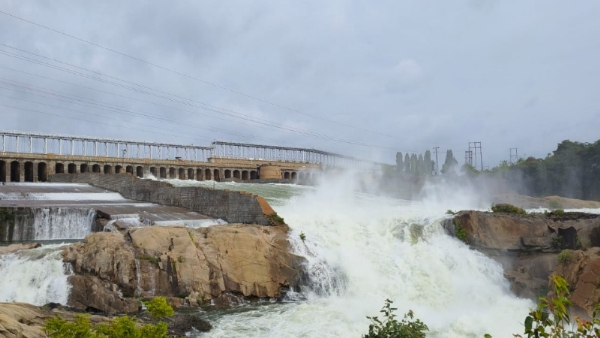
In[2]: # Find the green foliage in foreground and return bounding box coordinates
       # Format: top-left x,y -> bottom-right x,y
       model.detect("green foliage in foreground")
491,203 -> 526,215
144,297 -> 174,319
44,297 -> 174,338
368,276 -> 600,337
44,314 -> 168,338
364,299 -> 428,338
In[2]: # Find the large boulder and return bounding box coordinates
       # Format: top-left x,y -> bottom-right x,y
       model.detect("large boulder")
553,248 -> 600,317
62,224 -> 304,311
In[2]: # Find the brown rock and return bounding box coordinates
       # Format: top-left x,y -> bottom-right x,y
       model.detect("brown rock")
62,224 -> 304,312
67,275 -> 140,315
553,248 -> 600,317
0,243 -> 41,255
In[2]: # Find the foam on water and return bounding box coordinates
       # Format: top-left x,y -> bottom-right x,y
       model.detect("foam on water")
197,173 -> 533,337
0,244 -> 72,305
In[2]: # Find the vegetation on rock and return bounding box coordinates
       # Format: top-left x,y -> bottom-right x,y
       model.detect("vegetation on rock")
558,249 -> 573,263
43,297 -> 175,338
267,212 -> 285,225
491,203 -> 526,215
453,219 -> 468,243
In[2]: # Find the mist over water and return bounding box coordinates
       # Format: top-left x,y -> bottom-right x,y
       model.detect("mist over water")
169,174 -> 533,337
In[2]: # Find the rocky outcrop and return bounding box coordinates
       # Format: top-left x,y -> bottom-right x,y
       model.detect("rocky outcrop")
493,194 -> 600,210
0,243 -> 40,255
553,248 -> 600,317
62,224 -> 304,313
0,302 -> 109,338
447,210 -> 600,304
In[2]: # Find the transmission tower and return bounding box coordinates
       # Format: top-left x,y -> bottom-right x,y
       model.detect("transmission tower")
510,148 -> 518,165
465,150 -> 473,166
468,142 -> 483,171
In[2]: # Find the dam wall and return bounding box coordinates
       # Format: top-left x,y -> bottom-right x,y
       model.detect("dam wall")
49,173 -> 273,225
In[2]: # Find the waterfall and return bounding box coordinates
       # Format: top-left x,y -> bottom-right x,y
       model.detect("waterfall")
2,207 -> 96,242
0,244 -> 72,305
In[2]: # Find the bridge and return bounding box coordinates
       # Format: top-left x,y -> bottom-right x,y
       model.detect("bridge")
0,130 -> 380,183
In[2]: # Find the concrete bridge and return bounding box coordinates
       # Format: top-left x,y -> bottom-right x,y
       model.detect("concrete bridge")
0,131 -> 379,183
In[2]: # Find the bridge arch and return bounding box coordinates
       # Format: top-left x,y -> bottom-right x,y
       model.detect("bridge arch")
205,169 -> 212,180
136,166 -> 144,178
178,168 -> 185,180
80,164 -> 89,173
68,163 -> 77,174
55,163 -> 64,175
283,172 -> 290,179
241,170 -> 248,180
0,160 -> 6,182
160,167 -> 167,179
233,170 -> 240,179
196,168 -> 203,181
24,162 -> 34,182
224,169 -> 231,179
169,167 -> 176,179
250,170 -> 257,180
92,164 -> 101,173
103,165 -> 112,174
291,172 -> 297,179
126,166 -> 134,174
10,161 -> 20,182
187,168 -> 194,180
38,162 -> 47,182
213,169 -> 220,181
150,167 -> 157,177
115,165 -> 123,174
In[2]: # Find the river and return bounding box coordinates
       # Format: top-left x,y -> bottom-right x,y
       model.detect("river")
1,175 -> 537,337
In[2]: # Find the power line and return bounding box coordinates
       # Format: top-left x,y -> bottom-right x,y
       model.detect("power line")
0,9 -> 400,139
0,46 -> 403,151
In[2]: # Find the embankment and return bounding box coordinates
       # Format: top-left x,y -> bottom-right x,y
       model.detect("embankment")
49,173 -> 275,225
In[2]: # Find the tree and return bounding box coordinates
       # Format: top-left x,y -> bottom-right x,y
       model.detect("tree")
424,150 -> 432,175
404,153 -> 411,173
418,154 -> 425,175
396,152 -> 404,172
410,154 -> 418,175
441,150 -> 458,174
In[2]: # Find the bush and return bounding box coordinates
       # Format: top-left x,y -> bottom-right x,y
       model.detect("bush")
491,203 -> 526,215
267,212 -> 285,225
576,237 -> 591,251
445,210 -> 455,215
144,297 -> 175,319
363,299 -> 428,338
548,199 -> 564,210
558,249 -> 573,264
453,219 -> 468,243
44,314 -> 168,338
299,232 -> 306,243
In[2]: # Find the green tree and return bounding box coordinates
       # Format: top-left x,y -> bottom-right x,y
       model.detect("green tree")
144,297 -> 174,319
410,154 -> 418,175
404,153 -> 411,173
424,150 -> 432,175
441,150 -> 458,174
396,152 -> 404,173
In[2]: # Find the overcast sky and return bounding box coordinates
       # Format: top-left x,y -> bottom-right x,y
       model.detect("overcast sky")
1,0 -> 599,166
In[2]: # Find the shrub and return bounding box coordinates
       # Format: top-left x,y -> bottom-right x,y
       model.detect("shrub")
44,313 -> 168,338
299,232 -> 306,243
576,237 -> 591,251
267,212 -> 285,225
453,219 -> 468,243
552,236 -> 566,250
445,210 -> 455,215
138,255 -> 161,264
558,249 -> 573,264
363,299 -> 428,338
548,199 -> 564,210
491,203 -> 526,215
144,297 -> 175,319
553,209 -> 565,216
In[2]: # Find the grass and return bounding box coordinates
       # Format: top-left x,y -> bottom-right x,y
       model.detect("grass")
137,255 -> 161,264
267,212 -> 285,225
558,249 -> 573,264
491,203 -> 526,215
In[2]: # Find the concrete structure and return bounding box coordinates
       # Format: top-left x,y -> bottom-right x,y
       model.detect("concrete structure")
0,131 -> 382,183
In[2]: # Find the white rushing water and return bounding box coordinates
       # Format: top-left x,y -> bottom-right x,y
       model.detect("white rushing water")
164,176 -> 534,337
4,207 -> 96,242
0,244 -> 72,305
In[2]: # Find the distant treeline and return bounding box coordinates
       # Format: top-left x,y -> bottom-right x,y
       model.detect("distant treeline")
386,140 -> 600,201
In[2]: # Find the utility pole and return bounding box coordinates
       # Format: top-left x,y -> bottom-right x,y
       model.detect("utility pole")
433,146 -> 440,175
510,148 -> 518,165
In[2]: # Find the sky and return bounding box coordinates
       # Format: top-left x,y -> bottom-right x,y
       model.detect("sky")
0,0 -> 599,167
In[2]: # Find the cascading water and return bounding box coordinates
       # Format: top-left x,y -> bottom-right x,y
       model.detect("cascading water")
2,207 -> 96,242
186,175 -> 534,338
0,244 -> 72,305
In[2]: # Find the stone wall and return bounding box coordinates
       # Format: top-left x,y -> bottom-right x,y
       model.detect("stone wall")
49,173 -> 274,225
